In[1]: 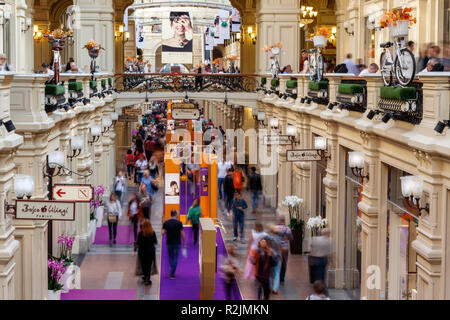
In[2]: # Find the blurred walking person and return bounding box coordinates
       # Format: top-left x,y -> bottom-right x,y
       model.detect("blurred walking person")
106,193 -> 122,244
137,219 -> 158,286
233,166 -> 244,193
162,210 -> 186,279
126,149 -> 134,180
186,198 -> 201,245
127,192 -> 143,250
309,228 -> 332,283
244,223 -> 268,281
231,191 -> 248,243
220,244 -> 240,300
248,167 -> 262,213
306,280 -> 330,300
251,238 -> 277,300
273,216 -> 293,283
113,171 -> 126,204
223,168 -> 235,215
267,225 -> 282,294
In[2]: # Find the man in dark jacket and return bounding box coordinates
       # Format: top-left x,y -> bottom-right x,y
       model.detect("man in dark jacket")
248,167 -> 262,213
223,168 -> 235,216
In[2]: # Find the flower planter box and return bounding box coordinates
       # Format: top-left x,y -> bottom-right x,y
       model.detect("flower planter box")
68,81 -> 83,91
45,84 -> 65,96
380,86 -> 416,100
313,35 -> 327,48
290,229 -> 303,254
47,289 -> 61,300
389,20 -> 410,38
89,80 -> 98,89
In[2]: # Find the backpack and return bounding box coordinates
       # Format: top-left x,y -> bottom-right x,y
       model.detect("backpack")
334,63 -> 348,73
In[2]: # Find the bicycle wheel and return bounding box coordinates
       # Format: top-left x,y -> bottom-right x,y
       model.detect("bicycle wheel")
308,54 -> 316,81
394,48 -> 416,87
380,51 -> 392,87
317,54 -> 324,82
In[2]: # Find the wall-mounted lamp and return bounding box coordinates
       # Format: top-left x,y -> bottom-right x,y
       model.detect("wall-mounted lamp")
314,137 -> 331,160
286,125 -> 300,145
348,151 -> 369,182
252,108 -> 258,121
14,174 -> 34,200
343,21 -> 354,36
68,136 -> 83,161
247,26 -> 256,45
257,112 -> 266,127
88,125 -> 101,145
101,117 -> 112,135
33,25 -> 43,40
5,174 -> 35,216
0,10 -> 11,26
400,175 -> 430,215
21,17 -> 32,32
269,118 -> 281,133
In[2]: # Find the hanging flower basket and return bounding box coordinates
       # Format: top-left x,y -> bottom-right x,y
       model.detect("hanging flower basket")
388,20 -> 410,38
48,38 -> 66,51
88,47 -> 101,59
313,35 -> 327,48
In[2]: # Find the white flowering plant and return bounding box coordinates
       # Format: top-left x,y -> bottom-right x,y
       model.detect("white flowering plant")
306,216 -> 328,237
282,196 -> 305,231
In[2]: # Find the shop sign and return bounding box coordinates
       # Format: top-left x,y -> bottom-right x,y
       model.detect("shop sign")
263,135 -> 291,145
52,184 -> 94,202
123,108 -> 142,115
287,149 -> 322,162
118,115 -> 138,122
15,200 -> 75,221
172,108 -> 200,120
172,103 -> 196,109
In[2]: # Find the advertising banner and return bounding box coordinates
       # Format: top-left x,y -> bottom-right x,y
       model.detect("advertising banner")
231,8 -> 241,33
218,9 -> 230,40
200,167 -> 209,196
136,24 -> 145,49
165,173 -> 180,204
162,11 -> 193,64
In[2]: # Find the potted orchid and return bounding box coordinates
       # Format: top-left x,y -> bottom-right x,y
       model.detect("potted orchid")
90,185 -> 106,225
282,195 -> 305,254
306,215 -> 328,237
48,257 -> 67,300
57,235 -> 76,292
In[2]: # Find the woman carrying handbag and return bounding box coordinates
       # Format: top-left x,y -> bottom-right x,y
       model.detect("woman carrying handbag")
106,193 -> 122,244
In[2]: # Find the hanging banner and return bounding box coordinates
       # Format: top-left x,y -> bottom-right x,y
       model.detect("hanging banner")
200,167 -> 209,196
213,16 -> 224,45
231,8 -> 241,33
218,9 -> 230,40
162,11 -> 193,64
165,173 -> 180,204
136,24 -> 145,49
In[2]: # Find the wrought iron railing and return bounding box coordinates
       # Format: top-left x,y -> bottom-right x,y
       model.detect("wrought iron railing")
114,73 -> 259,93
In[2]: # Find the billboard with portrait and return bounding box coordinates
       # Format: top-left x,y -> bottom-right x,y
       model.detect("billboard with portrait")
162,11 -> 193,64
165,173 -> 180,204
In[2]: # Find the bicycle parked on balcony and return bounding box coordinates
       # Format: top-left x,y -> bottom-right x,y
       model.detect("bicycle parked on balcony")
379,21 -> 416,87
307,39 -> 324,82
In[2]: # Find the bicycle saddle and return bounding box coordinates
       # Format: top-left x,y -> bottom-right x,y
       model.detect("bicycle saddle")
380,41 -> 393,48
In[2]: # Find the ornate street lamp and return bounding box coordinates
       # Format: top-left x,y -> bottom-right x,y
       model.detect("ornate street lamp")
101,117 -> 112,135
257,112 -> 266,127
286,125 -> 300,145
4,174 -> 35,216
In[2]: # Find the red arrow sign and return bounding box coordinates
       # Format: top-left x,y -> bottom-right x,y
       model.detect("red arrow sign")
56,189 -> 66,198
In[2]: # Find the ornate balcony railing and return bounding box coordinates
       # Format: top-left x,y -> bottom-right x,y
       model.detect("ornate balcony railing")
114,73 -> 259,94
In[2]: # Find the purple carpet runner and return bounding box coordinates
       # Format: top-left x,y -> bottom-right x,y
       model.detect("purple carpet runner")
61,289 -> 136,300
159,227 -> 242,300
93,225 -> 137,245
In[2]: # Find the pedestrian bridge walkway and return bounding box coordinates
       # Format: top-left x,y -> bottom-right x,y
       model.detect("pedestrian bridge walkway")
114,73 -> 259,108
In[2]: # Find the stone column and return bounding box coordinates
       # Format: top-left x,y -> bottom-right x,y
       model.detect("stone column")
0,73 -> 22,300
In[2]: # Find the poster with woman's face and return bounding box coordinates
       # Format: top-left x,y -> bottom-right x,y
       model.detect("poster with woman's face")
162,11 -> 193,64
165,173 -> 180,204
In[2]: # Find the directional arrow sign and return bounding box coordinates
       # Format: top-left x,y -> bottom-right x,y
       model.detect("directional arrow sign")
52,184 -> 94,202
